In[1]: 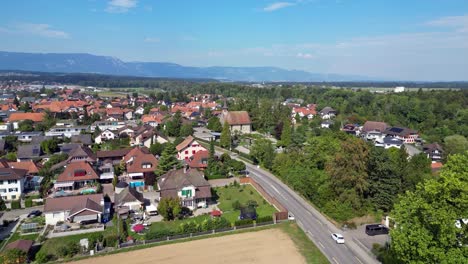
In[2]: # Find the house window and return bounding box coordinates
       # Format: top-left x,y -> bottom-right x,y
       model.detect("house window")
185,150 -> 189,154
192,150 -> 196,154
141,163 -> 152,169
8,188 -> 18,192
11,195 -> 16,199
0,189 -> 6,193
8,180 -> 17,184
181,189 -> 192,197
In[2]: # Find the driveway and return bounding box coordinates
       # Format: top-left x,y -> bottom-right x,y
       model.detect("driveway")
194,127 -> 215,141
348,225 -> 390,251
0,206 -> 44,222
208,178 -> 237,187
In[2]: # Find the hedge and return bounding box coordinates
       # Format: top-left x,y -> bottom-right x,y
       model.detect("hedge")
256,215 -> 273,223
25,198 -> 33,208
11,200 -> 21,210
234,219 -> 254,226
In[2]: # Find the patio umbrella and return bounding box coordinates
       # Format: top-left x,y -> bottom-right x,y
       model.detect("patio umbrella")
132,224 -> 145,233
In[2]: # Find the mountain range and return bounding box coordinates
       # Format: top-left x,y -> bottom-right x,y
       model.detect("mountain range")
0,51 -> 371,82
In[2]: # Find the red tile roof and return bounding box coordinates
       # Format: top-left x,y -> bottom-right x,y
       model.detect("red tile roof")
8,112 -> 45,122
8,161 -> 40,174
188,150 -> 209,169
431,162 -> 443,170
176,136 -> 195,151
5,239 -> 33,253
124,147 -> 159,174
363,121 -> 389,133
56,161 -> 99,182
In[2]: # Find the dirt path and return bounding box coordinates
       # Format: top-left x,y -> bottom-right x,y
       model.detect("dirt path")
71,229 -> 305,264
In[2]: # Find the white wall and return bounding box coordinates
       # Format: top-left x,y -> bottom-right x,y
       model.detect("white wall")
0,178 -> 24,200
45,211 -> 69,225
177,140 -> 207,160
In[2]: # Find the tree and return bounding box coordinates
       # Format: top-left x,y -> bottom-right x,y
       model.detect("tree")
18,101 -> 31,112
402,153 -> 431,191
444,135 -> 468,158
0,196 -> 6,211
207,116 -> 222,132
250,138 -> 275,169
157,197 -> 182,220
165,111 -> 182,137
2,248 -> 27,264
279,118 -> 292,148
220,121 -> 231,149
18,119 -> 34,132
4,152 -> 17,162
41,138 -> 59,154
155,143 -> 180,176
180,123 -> 194,137
391,152 -> 468,263
326,137 -> 370,212
150,142 -> 166,156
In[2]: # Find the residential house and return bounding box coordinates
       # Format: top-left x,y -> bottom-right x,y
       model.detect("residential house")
377,137 -> 404,149
384,126 -> 419,144
362,121 -> 389,141
219,110 -> 252,134
8,112 -> 45,129
123,109 -> 133,120
291,105 -> 317,122
114,186 -> 144,211
98,162 -> 114,182
44,194 -> 104,225
45,125 -> 88,138
319,107 -> 337,120
124,147 -> 159,187
176,136 -> 207,161
141,114 -> 164,128
8,161 -> 40,175
106,108 -> 124,120
4,240 -> 34,261
96,148 -> 132,166
91,121 -> 126,132
158,167 -> 212,210
17,144 -> 42,161
71,134 -> 93,146
0,168 -> 28,200
187,150 -> 209,170
54,161 -> 99,191
341,124 -> 361,136
135,106 -> 144,115
94,129 -> 117,144
16,132 -> 43,143
423,143 -> 444,163
321,120 -> 334,129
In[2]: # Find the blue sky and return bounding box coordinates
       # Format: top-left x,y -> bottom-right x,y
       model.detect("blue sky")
0,0 -> 467,80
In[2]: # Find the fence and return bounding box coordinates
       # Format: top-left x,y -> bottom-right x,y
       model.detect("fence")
239,177 -> 287,212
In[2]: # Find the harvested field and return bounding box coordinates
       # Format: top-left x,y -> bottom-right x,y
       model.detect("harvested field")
71,229 -> 305,264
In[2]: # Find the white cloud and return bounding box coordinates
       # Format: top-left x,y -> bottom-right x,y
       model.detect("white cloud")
144,37 -> 160,43
296,52 -> 314,59
263,2 -> 296,12
0,23 -> 70,39
106,0 -> 138,13
426,14 -> 468,32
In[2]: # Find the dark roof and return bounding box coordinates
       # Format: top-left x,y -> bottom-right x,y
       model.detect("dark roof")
385,127 -> 417,137
0,139 -> 4,151
71,134 -> 93,145
5,239 -> 33,252
97,148 -> 132,159
30,136 -> 53,144
423,143 -> 443,152
68,145 -> 96,161
60,143 -> 81,154
114,187 -> 144,207
158,168 -> 211,199
44,193 -> 103,213
320,107 -> 337,115
17,144 -> 42,159
0,168 -> 28,180
383,137 -> 403,145
116,181 -> 129,188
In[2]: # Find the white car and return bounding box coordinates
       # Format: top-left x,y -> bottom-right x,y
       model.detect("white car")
331,233 -> 345,244
288,213 -> 295,220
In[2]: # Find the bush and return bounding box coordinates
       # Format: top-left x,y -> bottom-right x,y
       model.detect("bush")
103,234 -> 119,247
178,221 -> 200,234
342,221 -> 357,229
201,217 -> 231,231
235,219 -> 254,226
25,198 -> 33,208
246,200 -> 258,208
35,251 -> 50,263
231,200 -> 241,210
56,241 -> 79,258
145,228 -> 174,240
10,200 -> 21,210
256,216 -> 273,223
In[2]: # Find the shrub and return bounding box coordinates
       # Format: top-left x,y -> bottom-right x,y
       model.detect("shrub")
56,241 -> 79,258
342,221 -> 357,229
103,234 -> 119,247
246,200 -> 258,208
235,219 -> 254,226
25,198 -> 33,208
231,200 -> 241,210
256,216 -> 273,223
35,251 -> 50,263
10,200 -> 21,210
201,217 -> 231,231
178,221 -> 200,234
145,228 -> 173,240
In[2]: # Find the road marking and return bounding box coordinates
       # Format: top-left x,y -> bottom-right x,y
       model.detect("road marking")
271,185 -> 288,201
316,219 -> 323,225
354,256 -> 363,264
307,211 -> 313,216
318,241 -> 325,249
332,257 -> 340,264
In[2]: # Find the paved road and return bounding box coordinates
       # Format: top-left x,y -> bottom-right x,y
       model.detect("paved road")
243,162 -> 379,264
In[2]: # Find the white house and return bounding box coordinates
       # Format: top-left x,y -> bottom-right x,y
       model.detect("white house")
90,121 -> 126,132
44,194 -> 103,225
135,106 -> 145,115
94,129 -> 117,144
175,136 -> 207,161
45,125 -> 88,138
381,137 -> 403,149
0,168 -> 28,201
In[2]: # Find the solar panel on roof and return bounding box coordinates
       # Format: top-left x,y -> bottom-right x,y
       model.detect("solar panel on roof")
391,127 -> 404,133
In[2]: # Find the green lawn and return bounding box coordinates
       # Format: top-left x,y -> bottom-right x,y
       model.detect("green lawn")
215,184 -> 277,223
279,222 -> 329,264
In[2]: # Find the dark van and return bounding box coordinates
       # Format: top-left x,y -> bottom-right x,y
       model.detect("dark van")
365,224 -> 389,236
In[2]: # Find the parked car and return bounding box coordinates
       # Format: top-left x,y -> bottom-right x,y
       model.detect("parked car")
331,233 -> 345,244
288,212 -> 295,220
27,210 -> 42,218
365,224 -> 389,236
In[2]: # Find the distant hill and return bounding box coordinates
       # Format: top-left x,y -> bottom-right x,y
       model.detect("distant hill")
0,51 -> 371,82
